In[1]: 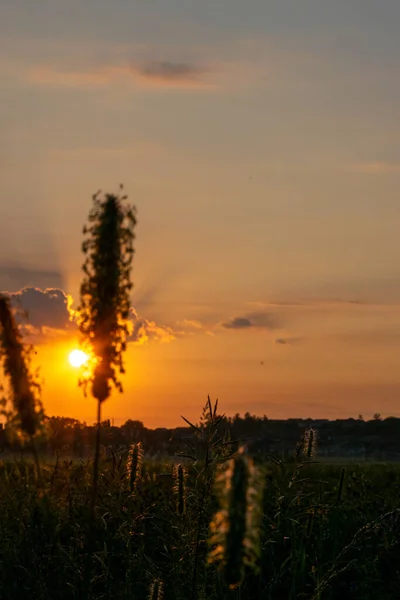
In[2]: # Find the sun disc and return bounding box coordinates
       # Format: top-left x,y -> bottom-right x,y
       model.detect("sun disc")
69,349 -> 89,368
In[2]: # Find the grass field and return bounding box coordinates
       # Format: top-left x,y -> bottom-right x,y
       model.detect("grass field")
0,446 -> 398,600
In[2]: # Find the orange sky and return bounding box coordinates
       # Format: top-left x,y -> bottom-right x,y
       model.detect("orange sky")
2,1 -> 400,426
32,298 -> 400,427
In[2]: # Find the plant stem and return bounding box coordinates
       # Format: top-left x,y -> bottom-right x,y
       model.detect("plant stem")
90,399 -> 102,521
191,441 -> 211,600
191,483 -> 207,600
30,436 -> 43,487
83,399 -> 102,597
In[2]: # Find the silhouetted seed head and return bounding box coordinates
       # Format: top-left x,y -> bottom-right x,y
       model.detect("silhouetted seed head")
208,448 -> 262,589
173,463 -> 187,516
148,579 -> 164,600
78,188 -> 136,403
303,427 -> 318,458
0,296 -> 43,437
126,441 -> 143,493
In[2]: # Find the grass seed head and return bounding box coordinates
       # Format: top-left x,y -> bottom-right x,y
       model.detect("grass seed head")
148,579 -> 164,600
173,463 -> 187,516
208,447 -> 262,589
0,296 -> 43,438
303,427 -> 318,458
78,188 -> 136,403
126,441 -> 143,493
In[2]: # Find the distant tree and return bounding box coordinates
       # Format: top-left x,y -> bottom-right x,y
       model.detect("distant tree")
122,419 -> 144,430
121,419 -> 145,442
358,414 -> 364,421
373,413 -> 382,421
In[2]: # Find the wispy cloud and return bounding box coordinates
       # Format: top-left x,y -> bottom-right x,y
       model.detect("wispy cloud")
130,307 -> 185,344
178,319 -> 204,330
26,59 -> 215,90
350,161 -> 400,175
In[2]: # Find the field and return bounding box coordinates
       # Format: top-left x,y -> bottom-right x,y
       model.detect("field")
0,433 -> 399,600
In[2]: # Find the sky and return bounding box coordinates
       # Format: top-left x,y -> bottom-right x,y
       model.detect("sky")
1,1 -> 400,427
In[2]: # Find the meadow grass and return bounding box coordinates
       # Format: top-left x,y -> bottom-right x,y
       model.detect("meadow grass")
0,427 -> 398,599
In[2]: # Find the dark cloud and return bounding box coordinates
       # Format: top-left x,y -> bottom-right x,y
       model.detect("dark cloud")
223,317 -> 253,330
223,312 -> 279,330
0,263 -> 65,293
137,60 -> 205,82
1,287 -> 73,335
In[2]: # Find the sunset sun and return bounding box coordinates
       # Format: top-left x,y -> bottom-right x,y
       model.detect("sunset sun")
69,349 -> 89,368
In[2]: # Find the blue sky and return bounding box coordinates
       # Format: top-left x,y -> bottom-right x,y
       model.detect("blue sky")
1,1 -> 400,424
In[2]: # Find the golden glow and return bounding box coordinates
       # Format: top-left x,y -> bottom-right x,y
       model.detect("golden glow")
68,349 -> 89,368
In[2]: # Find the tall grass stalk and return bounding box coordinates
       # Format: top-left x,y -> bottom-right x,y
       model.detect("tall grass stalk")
304,427 -> 318,459
78,187 -> 136,509
127,441 -> 144,493
180,396 -> 237,600
0,295 -> 44,483
148,579 -> 164,600
208,448 -> 262,590
173,463 -> 187,516
77,186 -> 136,590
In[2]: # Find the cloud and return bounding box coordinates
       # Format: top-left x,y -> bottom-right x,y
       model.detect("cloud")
246,297 -> 400,350
137,60 -> 205,83
223,317 -> 253,330
179,319 -> 204,329
27,60 -> 213,90
215,296 -> 400,350
0,286 -> 198,345
130,308 -> 183,344
1,287 -> 73,338
351,162 -> 400,175
222,312 -> 279,330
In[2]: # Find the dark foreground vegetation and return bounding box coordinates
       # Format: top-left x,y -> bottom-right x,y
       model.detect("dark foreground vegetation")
0,400 -> 399,600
